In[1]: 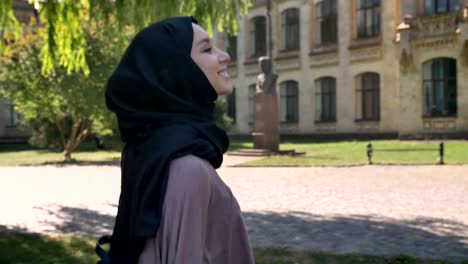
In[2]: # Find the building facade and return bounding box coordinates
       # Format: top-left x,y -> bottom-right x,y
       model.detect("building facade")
0,0 -> 36,141
217,0 -> 468,139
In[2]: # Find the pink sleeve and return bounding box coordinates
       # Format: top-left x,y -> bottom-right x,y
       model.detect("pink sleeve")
139,155 -> 213,264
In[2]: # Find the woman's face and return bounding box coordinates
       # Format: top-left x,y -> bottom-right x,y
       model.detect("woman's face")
191,23 -> 232,95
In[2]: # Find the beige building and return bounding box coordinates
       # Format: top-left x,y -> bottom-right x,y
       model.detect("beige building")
217,0 -> 468,139
0,0 -> 36,142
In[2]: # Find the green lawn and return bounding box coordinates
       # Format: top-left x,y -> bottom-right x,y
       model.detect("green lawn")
239,140 -> 468,167
0,141 -> 122,166
0,148 -> 121,166
0,232 -> 461,264
1,139 -> 467,166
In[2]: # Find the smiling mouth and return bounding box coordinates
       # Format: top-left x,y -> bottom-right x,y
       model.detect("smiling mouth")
218,70 -> 230,78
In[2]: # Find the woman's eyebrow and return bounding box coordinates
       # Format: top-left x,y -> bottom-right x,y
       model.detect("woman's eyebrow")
196,37 -> 211,47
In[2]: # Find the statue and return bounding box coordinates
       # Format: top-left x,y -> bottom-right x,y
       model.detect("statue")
257,57 -> 278,94
252,56 -> 279,152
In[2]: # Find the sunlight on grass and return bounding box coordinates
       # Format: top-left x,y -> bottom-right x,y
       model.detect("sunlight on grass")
1,140 -> 467,167
239,140 -> 468,167
0,233 -> 98,264
0,150 -> 121,166
0,233 -> 457,264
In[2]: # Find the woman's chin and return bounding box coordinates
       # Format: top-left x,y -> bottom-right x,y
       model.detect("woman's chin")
216,85 -> 234,95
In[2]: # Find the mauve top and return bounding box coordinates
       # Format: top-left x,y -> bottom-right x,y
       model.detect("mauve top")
138,155 -> 255,264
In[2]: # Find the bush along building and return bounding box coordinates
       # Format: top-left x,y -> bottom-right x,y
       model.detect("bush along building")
215,0 -> 468,139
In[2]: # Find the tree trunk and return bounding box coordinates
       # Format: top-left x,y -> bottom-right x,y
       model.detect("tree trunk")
64,148 -> 72,162
62,117 -> 92,162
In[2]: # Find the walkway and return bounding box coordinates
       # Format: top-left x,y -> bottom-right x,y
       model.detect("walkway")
0,156 -> 467,261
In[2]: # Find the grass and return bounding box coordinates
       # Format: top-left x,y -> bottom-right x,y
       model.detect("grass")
239,140 -> 468,167
0,232 -> 463,264
0,140 -> 122,166
1,139 -> 468,167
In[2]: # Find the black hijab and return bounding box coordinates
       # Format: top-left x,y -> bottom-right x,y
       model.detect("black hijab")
105,16 -> 229,263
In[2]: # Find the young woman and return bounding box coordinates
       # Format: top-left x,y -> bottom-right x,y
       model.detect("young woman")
104,16 -> 255,263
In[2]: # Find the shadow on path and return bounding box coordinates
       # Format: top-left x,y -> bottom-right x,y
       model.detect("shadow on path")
33,205 -> 116,236
2,206 -> 467,262
243,211 -> 468,262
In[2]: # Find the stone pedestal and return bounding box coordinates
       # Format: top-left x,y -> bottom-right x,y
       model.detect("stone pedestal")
253,89 -> 279,152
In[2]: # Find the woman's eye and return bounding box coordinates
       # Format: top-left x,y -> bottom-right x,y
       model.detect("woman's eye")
204,47 -> 212,53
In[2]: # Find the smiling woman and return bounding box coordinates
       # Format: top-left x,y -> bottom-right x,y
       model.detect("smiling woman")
191,23 -> 233,95
102,17 -> 255,264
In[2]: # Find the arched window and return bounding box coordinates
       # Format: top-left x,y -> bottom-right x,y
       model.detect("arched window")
316,0 -> 337,45
357,0 -> 380,38
226,89 -> 236,123
423,58 -> 457,117
248,84 -> 256,124
250,16 -> 266,57
356,72 -> 380,121
280,81 -> 299,123
315,77 -> 336,122
424,0 -> 459,15
225,34 -> 237,62
281,8 -> 300,51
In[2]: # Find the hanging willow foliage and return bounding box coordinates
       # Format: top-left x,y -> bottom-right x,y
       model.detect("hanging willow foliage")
1,0 -> 251,75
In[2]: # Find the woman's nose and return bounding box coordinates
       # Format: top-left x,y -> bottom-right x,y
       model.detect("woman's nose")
218,48 -> 230,64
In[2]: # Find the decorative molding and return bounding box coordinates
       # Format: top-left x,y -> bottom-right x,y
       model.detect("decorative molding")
314,122 -> 337,132
309,45 -> 338,56
423,118 -> 457,131
245,63 -> 261,76
275,51 -> 300,61
409,12 -> 459,39
244,57 -> 260,65
275,56 -> 301,71
280,123 -> 300,133
350,46 -> 383,63
309,52 -> 338,68
356,121 -> 380,132
412,36 -> 458,49
252,0 -> 267,8
399,48 -> 415,74
348,38 -> 382,50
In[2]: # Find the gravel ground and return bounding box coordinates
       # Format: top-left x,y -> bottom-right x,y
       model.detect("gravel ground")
0,156 -> 467,261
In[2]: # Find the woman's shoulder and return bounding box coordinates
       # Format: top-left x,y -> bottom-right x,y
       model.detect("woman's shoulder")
168,155 -> 215,182
171,155 -> 213,169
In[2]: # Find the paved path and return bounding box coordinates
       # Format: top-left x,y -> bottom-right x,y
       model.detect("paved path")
0,156 -> 467,262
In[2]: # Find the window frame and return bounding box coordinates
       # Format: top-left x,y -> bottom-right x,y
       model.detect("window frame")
281,8 -> 300,51
356,72 -> 380,121
226,89 -> 236,123
250,16 -> 267,57
280,81 -> 299,123
225,34 -> 237,62
423,58 -> 457,117
424,0 -> 459,15
315,77 -> 337,123
356,0 -> 381,39
316,0 -> 338,46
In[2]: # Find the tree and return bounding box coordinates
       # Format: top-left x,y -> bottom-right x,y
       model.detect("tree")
214,99 -> 233,132
0,19 -> 126,160
0,0 -> 245,160
1,0 -> 251,75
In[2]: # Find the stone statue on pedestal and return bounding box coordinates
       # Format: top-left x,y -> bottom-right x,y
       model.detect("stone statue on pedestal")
252,56 -> 279,152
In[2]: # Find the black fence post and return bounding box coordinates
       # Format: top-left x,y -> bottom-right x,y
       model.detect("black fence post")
439,142 -> 444,165
367,143 -> 373,165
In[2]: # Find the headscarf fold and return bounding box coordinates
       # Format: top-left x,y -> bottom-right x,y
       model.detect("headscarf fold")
105,16 -> 229,263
